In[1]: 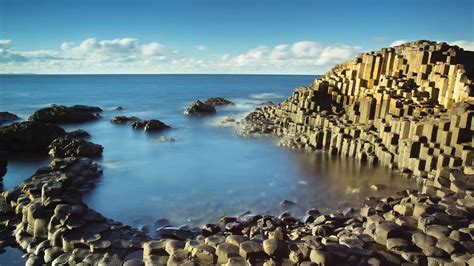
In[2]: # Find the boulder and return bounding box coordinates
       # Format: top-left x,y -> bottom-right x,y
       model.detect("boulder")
48,136 -> 103,158
144,119 -> 170,132
0,111 -> 20,125
29,105 -> 102,124
184,100 -> 216,116
204,97 -> 235,106
0,121 -> 65,153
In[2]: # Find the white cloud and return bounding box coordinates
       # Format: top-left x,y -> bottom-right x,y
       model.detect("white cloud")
389,40 -> 408,47
0,39 -> 12,49
450,40 -> 474,51
194,45 -> 207,51
224,42 -> 360,71
0,38 -> 358,74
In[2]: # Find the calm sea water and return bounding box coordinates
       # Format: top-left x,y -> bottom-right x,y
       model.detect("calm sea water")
0,75 -> 417,238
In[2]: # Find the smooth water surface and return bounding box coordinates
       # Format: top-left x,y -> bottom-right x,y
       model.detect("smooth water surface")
0,75 -> 418,230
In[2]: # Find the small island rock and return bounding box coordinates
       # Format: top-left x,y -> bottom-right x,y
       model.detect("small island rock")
184,101 -> 216,116
0,112 -> 20,125
204,97 -> 235,106
29,104 -> 102,124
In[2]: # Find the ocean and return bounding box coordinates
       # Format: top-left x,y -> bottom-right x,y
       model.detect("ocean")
0,74 -> 417,263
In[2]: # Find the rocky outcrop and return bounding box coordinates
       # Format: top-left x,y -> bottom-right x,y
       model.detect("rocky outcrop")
111,116 -> 140,124
0,157 -> 148,265
243,40 -> 473,179
131,119 -> 171,132
184,100 -> 216,116
48,136 -> 103,158
0,112 -> 20,125
204,97 -> 235,106
29,105 -> 102,124
0,121 -> 65,154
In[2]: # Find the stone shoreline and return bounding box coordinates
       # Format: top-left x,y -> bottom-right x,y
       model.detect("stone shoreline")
1,40 -> 473,265
1,155 -> 472,265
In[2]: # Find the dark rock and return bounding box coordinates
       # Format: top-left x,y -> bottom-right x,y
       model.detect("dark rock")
48,136 -> 103,158
29,104 -> 102,124
111,116 -> 140,124
131,119 -> 170,132
113,106 -> 124,111
156,226 -> 197,240
131,121 -> 146,129
0,121 -> 65,153
0,112 -> 20,125
144,119 -> 170,132
65,129 -> 90,139
204,97 -> 235,106
184,100 -> 216,116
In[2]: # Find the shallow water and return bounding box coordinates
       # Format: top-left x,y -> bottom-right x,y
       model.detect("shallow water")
0,74 -> 418,232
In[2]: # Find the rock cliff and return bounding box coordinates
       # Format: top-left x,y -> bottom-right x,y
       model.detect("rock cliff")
244,40 -> 473,182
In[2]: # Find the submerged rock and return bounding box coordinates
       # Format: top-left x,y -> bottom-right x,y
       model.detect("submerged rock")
258,101 -> 275,106
204,97 -> 234,106
0,121 -> 65,153
29,104 -> 102,124
66,129 -> 91,139
0,112 -> 20,125
111,116 -> 141,124
48,136 -> 103,158
184,101 -> 216,116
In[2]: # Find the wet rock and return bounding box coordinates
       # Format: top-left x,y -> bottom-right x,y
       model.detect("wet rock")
156,226 -> 197,240
29,104 -> 102,124
48,136 -> 103,158
0,111 -> 20,125
111,116 -> 140,124
202,223 -> 220,236
204,97 -> 235,106
279,199 -> 296,208
0,121 -> 65,153
184,100 -> 216,116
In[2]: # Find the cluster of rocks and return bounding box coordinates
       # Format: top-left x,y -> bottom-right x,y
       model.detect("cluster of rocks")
0,105 -> 105,178
48,135 -> 103,158
1,157 -> 149,265
111,116 -> 171,132
0,155 -> 471,265
28,105 -> 102,124
184,97 -> 234,116
243,41 -> 473,179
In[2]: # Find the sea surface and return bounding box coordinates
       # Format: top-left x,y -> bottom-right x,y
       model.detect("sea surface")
0,74 -> 418,262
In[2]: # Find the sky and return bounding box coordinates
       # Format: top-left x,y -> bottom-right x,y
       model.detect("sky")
0,0 -> 473,74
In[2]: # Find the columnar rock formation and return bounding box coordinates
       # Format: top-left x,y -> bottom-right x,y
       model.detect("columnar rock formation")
244,40 -> 473,180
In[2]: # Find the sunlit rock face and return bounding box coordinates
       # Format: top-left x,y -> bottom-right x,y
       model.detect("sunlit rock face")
243,40 -> 473,179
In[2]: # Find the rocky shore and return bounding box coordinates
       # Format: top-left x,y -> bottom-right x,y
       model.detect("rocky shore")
0,41 -> 472,265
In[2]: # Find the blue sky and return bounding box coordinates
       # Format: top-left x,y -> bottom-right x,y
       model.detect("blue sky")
0,0 -> 473,74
